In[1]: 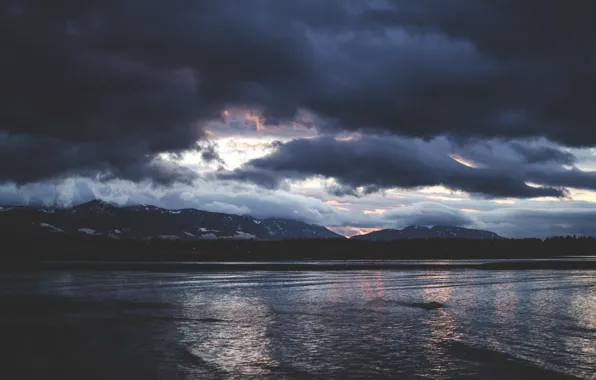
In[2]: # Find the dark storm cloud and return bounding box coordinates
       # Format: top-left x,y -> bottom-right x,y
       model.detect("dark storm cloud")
508,143 -> 576,166
1,0 -> 232,184
447,138 -> 577,168
220,135 -> 596,199
0,132 -> 198,185
351,1 -> 596,145
3,0 -> 596,184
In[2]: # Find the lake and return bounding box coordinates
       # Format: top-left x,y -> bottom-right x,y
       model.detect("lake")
1,269 -> 595,379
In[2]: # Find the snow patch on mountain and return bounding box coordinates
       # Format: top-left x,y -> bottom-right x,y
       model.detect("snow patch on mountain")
199,227 -> 220,233
233,231 -> 256,239
40,223 -> 63,233
200,233 -> 218,240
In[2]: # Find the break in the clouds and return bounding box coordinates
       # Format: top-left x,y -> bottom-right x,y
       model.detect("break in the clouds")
3,0 -> 596,237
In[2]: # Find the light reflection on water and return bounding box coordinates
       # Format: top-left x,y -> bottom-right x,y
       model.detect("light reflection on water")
186,296 -> 278,377
1,269 -> 596,379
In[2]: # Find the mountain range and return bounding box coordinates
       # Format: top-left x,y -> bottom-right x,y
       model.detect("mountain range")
350,225 -> 502,241
0,200 -> 343,240
0,200 -> 502,241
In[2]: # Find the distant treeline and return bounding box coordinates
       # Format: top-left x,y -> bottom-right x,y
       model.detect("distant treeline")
1,233 -> 595,262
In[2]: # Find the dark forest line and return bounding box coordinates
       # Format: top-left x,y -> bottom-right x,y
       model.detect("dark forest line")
1,233 -> 595,263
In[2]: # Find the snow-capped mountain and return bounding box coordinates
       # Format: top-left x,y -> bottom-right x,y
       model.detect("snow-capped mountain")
351,225 -> 502,241
0,200 -> 344,240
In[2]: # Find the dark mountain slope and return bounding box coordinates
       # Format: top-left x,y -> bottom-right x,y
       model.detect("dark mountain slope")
0,200 -> 344,240
351,225 -> 502,241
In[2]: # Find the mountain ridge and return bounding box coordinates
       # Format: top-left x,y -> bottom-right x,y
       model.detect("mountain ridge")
350,225 -> 502,241
0,200 -> 344,240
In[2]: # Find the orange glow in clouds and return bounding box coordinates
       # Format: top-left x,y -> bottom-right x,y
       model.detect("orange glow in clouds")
325,200 -> 351,211
221,108 -> 265,132
448,153 -> 482,168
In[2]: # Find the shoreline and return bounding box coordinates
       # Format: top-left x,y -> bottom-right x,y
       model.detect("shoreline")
3,259 -> 596,271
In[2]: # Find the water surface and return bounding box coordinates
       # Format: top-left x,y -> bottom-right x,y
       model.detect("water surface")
1,269 -> 595,379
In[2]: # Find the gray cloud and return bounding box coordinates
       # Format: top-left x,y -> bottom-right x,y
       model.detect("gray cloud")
509,142 -> 576,166
476,207 -> 596,239
382,202 -> 474,228
0,132 -> 199,185
220,135 -> 596,198
3,0 -> 596,185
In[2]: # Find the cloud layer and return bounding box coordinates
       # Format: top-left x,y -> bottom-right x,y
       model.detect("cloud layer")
221,135 -> 596,199
3,0 -> 596,185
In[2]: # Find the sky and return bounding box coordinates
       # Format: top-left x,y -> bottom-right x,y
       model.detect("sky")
2,0 -> 596,238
